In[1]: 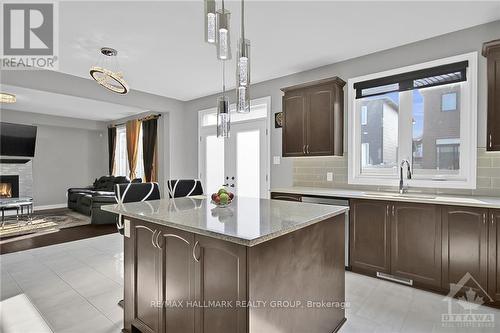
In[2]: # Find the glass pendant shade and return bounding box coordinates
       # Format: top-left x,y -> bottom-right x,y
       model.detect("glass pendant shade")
217,96 -> 230,138
216,9 -> 231,60
236,38 -> 251,113
204,0 -> 217,44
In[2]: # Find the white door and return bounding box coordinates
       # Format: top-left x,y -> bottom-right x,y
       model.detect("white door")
200,119 -> 268,198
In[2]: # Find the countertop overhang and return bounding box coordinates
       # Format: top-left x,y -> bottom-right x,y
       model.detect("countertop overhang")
101,197 -> 348,247
272,187 -> 500,209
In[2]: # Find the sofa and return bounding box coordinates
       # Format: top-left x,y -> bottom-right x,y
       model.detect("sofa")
67,176 -> 140,224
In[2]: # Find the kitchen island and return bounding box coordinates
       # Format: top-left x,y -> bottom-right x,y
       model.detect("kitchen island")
102,197 -> 348,333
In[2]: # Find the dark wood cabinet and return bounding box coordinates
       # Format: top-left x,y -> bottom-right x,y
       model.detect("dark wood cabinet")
442,207 -> 489,293
483,39 -> 500,151
125,220 -> 162,333
159,227 -> 195,333
194,234 -> 247,333
281,77 -> 345,157
350,199 -> 391,275
391,203 -> 442,289
488,210 -> 500,303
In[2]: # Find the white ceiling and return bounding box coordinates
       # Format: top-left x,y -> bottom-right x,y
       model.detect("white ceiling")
1,84 -> 146,121
56,1 -> 500,101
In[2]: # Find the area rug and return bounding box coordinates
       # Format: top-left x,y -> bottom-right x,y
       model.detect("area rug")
0,210 -> 90,242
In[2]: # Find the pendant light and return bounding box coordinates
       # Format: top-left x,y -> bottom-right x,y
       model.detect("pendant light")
89,47 -> 129,94
204,0 -> 217,44
216,0 -> 231,60
236,0 -> 250,113
217,62 -> 230,138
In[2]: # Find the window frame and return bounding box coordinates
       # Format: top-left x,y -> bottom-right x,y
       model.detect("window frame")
348,52 -> 477,189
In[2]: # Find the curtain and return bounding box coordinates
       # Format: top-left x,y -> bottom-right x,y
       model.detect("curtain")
126,119 -> 141,180
142,118 -> 158,182
107,127 -> 116,175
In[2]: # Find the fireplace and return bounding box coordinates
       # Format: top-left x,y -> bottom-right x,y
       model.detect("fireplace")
0,175 -> 19,198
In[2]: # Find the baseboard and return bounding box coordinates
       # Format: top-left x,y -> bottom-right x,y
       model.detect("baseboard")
1,203 -> 67,216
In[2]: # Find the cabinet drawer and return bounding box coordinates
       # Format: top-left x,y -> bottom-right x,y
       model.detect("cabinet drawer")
271,192 -> 302,202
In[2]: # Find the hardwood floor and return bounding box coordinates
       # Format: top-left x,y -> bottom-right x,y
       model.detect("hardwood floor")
0,208 -> 117,254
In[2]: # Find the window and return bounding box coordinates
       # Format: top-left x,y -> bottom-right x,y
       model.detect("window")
361,106 -> 368,125
114,125 -> 145,180
348,53 -> 477,189
441,92 -> 457,111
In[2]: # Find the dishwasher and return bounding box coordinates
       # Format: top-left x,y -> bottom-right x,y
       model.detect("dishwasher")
301,196 -> 350,268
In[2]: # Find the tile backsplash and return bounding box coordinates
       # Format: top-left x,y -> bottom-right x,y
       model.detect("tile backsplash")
293,148 -> 500,197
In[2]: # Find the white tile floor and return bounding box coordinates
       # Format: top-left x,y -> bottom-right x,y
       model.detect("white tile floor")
1,234 -> 499,333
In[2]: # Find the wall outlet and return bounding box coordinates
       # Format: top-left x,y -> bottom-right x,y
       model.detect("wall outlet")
327,172 -> 333,182
273,156 -> 281,165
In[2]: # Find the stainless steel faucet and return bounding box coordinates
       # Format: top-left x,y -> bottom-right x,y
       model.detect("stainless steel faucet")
399,159 -> 412,194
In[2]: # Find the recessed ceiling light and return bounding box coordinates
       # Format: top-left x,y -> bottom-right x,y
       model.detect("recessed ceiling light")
90,47 -> 129,94
0,93 -> 16,104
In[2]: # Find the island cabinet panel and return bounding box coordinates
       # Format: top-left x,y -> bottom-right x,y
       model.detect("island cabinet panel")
125,220 -> 162,333
488,210 -> 500,303
194,235 -> 247,333
350,199 -> 391,275
158,227 -> 195,333
391,203 -> 442,289
247,214 -> 346,333
442,207 -> 489,294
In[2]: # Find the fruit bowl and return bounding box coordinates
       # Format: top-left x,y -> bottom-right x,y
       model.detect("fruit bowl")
210,187 -> 234,207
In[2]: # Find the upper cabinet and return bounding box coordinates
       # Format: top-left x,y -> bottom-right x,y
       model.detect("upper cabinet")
281,77 -> 345,157
483,39 -> 500,151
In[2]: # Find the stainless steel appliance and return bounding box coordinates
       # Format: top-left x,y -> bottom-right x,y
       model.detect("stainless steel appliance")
301,196 -> 350,268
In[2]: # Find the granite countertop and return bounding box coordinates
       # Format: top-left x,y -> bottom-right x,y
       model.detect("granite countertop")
271,187 -> 500,209
101,197 -> 348,246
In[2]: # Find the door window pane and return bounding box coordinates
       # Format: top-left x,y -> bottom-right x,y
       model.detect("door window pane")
205,135 -> 224,196
236,130 -> 260,198
357,92 -> 399,174
412,84 -> 461,176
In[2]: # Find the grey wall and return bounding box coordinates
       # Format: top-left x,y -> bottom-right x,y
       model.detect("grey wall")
0,109 -> 107,206
183,20 -> 500,189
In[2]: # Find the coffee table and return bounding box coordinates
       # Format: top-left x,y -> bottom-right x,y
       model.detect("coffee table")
0,197 -> 34,228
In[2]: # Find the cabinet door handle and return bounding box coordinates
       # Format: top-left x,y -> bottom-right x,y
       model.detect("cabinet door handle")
483,213 -> 486,224
302,145 -> 306,154
392,205 -> 395,216
489,134 -> 493,148
386,205 -> 389,217
192,241 -> 200,262
491,213 -> 495,225
306,145 -> 310,154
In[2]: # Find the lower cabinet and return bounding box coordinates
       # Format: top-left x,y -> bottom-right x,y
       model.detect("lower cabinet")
442,207 -> 489,294
350,199 -> 391,275
351,200 -> 500,304
488,210 -> 500,303
392,203 -> 442,289
125,219 -> 247,333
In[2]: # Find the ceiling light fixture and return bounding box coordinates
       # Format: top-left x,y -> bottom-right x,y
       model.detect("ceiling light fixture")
217,62 -> 230,138
90,47 -> 129,94
204,0 -> 217,44
0,93 -> 16,104
236,0 -> 250,113
216,0 -> 231,60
